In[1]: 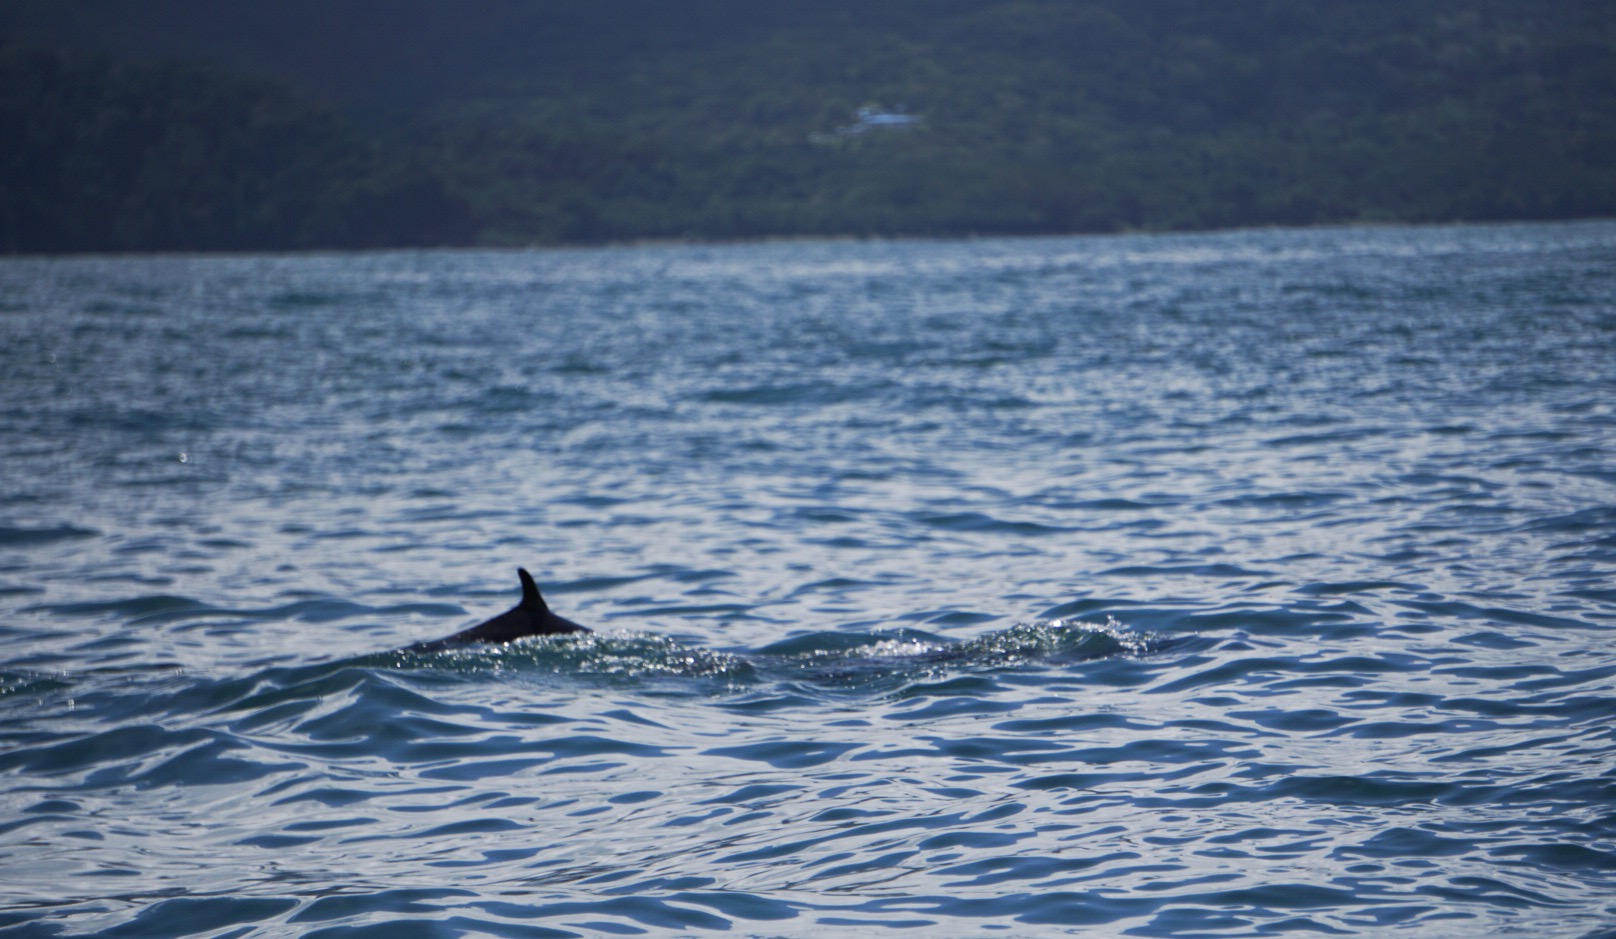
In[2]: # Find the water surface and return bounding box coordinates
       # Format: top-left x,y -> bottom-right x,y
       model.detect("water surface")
3,222 -> 1616,937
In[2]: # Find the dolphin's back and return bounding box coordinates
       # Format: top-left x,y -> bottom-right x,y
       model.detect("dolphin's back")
411,568 -> 588,652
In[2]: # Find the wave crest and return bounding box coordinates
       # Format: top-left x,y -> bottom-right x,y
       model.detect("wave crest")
396,617 -> 1169,695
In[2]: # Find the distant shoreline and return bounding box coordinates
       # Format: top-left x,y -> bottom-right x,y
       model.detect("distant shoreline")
7,216 -> 1613,263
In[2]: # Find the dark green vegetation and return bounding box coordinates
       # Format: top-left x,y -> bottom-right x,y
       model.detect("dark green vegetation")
4,1 -> 1614,253
0,47 -> 470,253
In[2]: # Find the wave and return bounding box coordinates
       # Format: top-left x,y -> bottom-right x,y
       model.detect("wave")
0,618 -> 1176,788
386,617 -> 1174,695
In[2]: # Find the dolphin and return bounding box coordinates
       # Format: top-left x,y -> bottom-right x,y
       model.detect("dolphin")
411,568 -> 589,652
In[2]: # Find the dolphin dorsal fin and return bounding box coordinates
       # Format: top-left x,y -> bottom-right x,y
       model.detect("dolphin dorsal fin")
517,568 -> 549,613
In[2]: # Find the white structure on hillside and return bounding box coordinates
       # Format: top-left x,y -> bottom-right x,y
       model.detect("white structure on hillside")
850,106 -> 920,131
809,105 -> 923,145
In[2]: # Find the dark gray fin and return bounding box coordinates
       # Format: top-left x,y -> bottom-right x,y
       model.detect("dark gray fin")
409,567 -> 588,652
518,568 -> 548,613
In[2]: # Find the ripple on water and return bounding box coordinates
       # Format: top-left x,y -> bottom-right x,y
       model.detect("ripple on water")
4,223 -> 1616,936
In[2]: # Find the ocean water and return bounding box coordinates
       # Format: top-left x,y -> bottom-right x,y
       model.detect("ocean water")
2,221 -> 1615,938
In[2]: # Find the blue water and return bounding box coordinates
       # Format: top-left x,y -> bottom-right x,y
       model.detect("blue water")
3,221 -> 1616,938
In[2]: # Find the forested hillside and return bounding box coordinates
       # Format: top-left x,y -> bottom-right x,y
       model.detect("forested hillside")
0,47 -> 470,253
3,1 -> 1613,253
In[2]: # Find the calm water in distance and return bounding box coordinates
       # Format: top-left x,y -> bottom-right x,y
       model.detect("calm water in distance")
2,221 -> 1616,937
